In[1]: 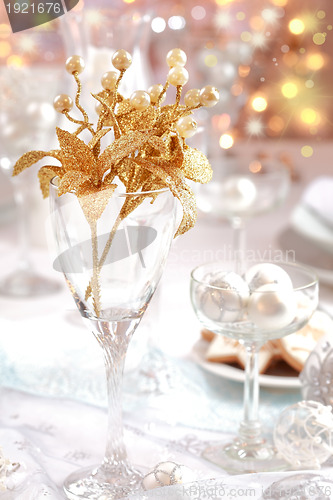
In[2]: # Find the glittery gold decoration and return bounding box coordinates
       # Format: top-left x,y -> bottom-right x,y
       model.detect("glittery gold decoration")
12,48 -> 219,313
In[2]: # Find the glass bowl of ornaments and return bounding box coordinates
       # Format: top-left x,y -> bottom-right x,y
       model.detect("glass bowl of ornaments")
190,260 -> 318,473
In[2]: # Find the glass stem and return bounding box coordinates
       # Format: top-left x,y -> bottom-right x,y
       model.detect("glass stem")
93,319 -> 140,469
239,342 -> 263,444
231,217 -> 246,274
13,179 -> 32,271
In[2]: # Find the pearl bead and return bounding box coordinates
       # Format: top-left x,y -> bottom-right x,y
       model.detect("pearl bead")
166,48 -> 187,68
148,84 -> 165,104
199,85 -> 220,107
65,55 -> 85,75
130,90 -> 151,111
167,66 -> 189,87
101,71 -> 119,91
248,284 -> 296,330
95,102 -> 104,115
175,115 -> 197,138
112,49 -> 132,71
184,88 -> 200,107
53,94 -> 73,113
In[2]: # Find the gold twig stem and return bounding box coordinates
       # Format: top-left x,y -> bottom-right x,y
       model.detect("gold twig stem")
112,69 -> 126,112
157,82 -> 169,108
90,221 -> 101,317
73,71 -> 95,136
175,85 -> 182,107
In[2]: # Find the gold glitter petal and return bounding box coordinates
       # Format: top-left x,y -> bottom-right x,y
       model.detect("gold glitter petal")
117,105 -> 157,133
58,171 -> 91,196
56,128 -> 97,175
98,130 -> 152,177
78,184 -> 117,222
12,150 -> 61,176
115,99 -> 132,116
38,166 -> 63,198
166,134 -> 184,167
182,146 -> 213,183
135,158 -> 197,237
147,135 -> 168,157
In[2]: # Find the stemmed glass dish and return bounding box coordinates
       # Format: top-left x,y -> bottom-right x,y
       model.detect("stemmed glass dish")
190,260 -> 318,474
50,179 -> 177,499
196,157 -> 290,269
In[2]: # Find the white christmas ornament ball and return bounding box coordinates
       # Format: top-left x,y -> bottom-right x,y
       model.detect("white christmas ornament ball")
245,263 -> 293,292
198,271 -> 250,323
274,400 -> 333,469
221,175 -> 257,213
247,283 -> 296,330
142,461 -> 195,490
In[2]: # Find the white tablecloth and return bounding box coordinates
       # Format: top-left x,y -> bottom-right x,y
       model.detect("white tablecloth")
0,139 -> 332,497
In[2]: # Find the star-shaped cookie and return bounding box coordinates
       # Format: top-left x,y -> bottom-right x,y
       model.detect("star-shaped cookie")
202,330 -> 281,374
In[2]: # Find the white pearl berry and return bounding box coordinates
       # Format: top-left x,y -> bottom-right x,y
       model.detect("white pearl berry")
199,85 -> 220,107
53,94 -> 73,113
130,90 -> 151,111
112,49 -> 132,71
176,115 -> 197,138
65,55 -> 85,75
184,88 -> 200,107
166,48 -> 187,68
148,84 -> 165,105
95,101 -> 104,115
101,71 -> 119,91
167,66 -> 189,87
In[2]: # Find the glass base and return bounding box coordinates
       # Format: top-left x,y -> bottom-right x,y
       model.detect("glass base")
203,437 -> 289,474
63,462 -> 144,500
0,268 -> 61,297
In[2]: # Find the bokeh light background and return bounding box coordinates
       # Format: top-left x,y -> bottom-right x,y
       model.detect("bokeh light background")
0,0 -> 332,161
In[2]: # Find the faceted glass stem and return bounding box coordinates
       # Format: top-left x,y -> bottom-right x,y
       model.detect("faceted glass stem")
63,316 -> 144,499
231,217 -> 246,274
94,319 -> 137,469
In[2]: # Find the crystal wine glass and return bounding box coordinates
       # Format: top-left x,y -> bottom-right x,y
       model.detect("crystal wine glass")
190,260 -> 318,473
49,178 -> 177,499
0,20 -> 74,297
196,156 -> 290,272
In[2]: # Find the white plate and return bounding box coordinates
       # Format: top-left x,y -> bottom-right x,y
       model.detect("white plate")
278,227 -> 333,286
191,339 -> 301,389
291,204 -> 333,255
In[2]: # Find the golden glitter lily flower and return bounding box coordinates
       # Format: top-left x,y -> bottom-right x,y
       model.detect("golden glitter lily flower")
13,48 -> 219,236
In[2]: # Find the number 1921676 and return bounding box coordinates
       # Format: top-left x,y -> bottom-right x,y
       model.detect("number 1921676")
5,2 -> 62,14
